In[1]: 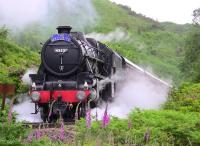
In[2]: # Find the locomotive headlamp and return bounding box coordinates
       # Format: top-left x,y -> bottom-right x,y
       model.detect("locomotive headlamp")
31,91 -> 40,102
83,81 -> 89,90
76,91 -> 86,101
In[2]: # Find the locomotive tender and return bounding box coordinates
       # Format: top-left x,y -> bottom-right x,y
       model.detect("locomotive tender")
29,26 -> 126,122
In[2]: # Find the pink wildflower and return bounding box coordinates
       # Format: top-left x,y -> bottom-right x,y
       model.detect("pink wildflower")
86,108 -> 91,128
59,121 -> 65,141
27,133 -> 33,142
49,135 -> 58,142
102,104 -> 110,128
35,129 -> 42,140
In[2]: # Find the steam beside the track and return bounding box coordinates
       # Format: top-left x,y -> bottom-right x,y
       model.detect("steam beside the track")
93,70 -> 170,118
0,0 -> 98,30
13,68 -> 42,122
21,68 -> 37,85
86,28 -> 130,42
13,97 -> 42,122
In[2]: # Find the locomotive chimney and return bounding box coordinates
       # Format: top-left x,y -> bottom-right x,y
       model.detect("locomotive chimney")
57,26 -> 72,34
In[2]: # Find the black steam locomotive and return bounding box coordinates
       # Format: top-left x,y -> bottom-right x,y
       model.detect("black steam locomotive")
29,26 -> 126,122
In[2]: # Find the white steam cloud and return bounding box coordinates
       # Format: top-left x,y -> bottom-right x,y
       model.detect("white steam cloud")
13,96 -> 42,122
86,28 -> 130,42
0,0 -> 98,30
93,70 -> 170,119
0,0 -> 47,28
14,68 -> 42,122
21,68 -> 37,85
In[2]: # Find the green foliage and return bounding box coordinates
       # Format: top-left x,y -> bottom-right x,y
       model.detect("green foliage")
0,26 -> 8,39
164,83 -> 200,112
76,110 -> 200,145
0,38 -> 39,93
24,137 -> 69,146
181,26 -> 200,82
11,23 -> 50,51
0,103 -> 26,145
0,122 -> 26,145
91,0 -> 190,84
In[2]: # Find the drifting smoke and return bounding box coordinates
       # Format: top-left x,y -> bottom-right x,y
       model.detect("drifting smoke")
21,68 -> 37,85
0,0 -> 98,31
98,71 -> 124,91
86,28 -> 130,42
92,70 -> 170,119
13,96 -> 42,122
0,0 -> 47,28
13,68 -> 42,122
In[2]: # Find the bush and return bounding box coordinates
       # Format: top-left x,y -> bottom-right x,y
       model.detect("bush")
0,104 -> 26,145
0,26 -> 8,39
76,110 -> 200,145
164,83 -> 200,112
0,38 -> 39,93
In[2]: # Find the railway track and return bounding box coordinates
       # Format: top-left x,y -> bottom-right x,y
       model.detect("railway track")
22,121 -> 75,129
22,121 -> 76,144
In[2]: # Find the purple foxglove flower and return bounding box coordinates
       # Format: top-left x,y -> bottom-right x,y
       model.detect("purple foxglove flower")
27,133 -> 33,142
50,134 -> 58,142
35,129 -> 42,140
59,121 -> 65,141
102,104 -> 110,128
86,108 -> 91,128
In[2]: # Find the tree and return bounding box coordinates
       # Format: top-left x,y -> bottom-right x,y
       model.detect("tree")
180,8 -> 200,82
181,28 -> 200,82
181,8 -> 200,82
0,26 -> 8,39
193,8 -> 200,25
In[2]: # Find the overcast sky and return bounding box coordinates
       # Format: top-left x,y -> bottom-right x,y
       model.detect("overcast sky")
110,0 -> 200,24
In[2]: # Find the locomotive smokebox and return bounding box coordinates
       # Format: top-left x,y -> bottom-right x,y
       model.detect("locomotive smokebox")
57,26 -> 72,34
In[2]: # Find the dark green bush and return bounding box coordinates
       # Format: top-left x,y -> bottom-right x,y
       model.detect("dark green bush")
164,83 -> 200,112
0,104 -> 26,145
76,110 -> 200,145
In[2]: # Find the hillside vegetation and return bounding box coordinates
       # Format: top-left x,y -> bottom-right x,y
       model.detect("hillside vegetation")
91,0 -> 193,84
0,27 -> 39,92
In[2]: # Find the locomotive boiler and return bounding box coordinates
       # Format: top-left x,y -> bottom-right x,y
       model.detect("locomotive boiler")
29,26 -> 126,122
